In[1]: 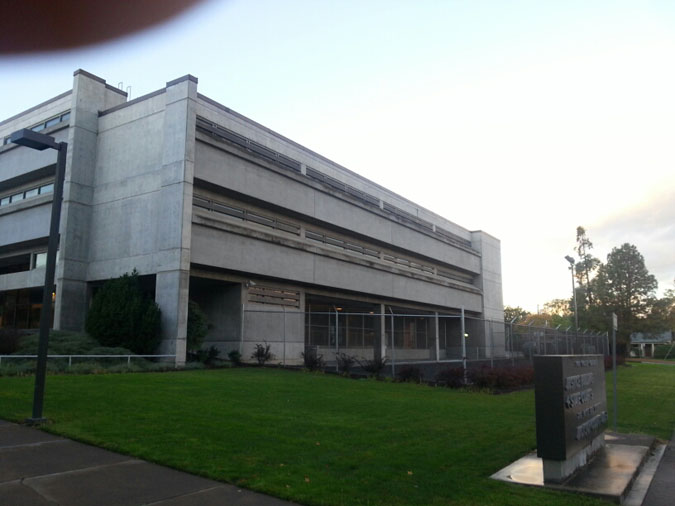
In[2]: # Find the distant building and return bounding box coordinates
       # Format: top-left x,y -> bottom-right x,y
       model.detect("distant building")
630,331 -> 673,358
0,70 -> 504,364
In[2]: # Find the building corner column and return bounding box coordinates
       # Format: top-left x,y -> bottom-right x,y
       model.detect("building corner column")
54,69 -> 127,331
155,75 -> 198,366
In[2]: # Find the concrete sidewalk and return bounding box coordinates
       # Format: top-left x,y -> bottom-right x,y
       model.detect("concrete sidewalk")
0,420 -> 297,506
642,430 -> 675,506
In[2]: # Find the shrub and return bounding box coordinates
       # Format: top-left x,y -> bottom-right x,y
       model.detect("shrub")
0,328 -> 25,354
435,367 -> 465,388
357,356 -> 387,377
396,366 -> 423,383
85,270 -> 161,355
187,300 -> 209,352
467,365 -> 534,390
335,352 -> 356,374
604,354 -> 626,369
193,346 -> 220,365
303,348 -> 325,371
228,349 -> 242,366
14,331 -> 99,355
251,342 -> 274,365
652,345 -> 674,360
87,346 -> 135,356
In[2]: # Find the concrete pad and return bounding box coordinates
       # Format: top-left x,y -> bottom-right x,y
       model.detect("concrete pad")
565,444 -> 650,502
147,485 -> 298,505
491,440 -> 652,503
0,439 -> 130,483
0,481 -> 58,505
24,460 -> 222,506
0,424 -> 62,448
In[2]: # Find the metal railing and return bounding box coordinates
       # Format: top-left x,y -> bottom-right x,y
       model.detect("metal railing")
0,354 -> 176,367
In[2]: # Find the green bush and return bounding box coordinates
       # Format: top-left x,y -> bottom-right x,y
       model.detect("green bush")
653,344 -> 675,359
187,300 -> 209,352
251,342 -> 274,365
14,331 -> 99,355
0,328 -> 25,354
357,356 -> 387,377
228,349 -> 242,365
85,270 -> 161,355
302,348 -> 325,371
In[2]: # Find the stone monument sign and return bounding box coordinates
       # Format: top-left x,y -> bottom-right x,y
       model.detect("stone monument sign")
533,355 -> 608,482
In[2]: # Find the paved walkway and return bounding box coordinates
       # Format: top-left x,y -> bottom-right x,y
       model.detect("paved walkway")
642,430 -> 675,506
0,420 -> 296,506
1,419 -> 672,505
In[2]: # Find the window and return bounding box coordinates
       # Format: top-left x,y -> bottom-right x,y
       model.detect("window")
39,183 -> 54,195
0,182 -> 55,207
33,252 -> 47,269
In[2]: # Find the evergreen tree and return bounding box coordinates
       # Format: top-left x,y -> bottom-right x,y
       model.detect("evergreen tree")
575,226 -> 600,306
85,270 -> 161,354
592,243 -> 657,340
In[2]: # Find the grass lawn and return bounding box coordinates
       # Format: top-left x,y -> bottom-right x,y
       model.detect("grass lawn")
0,363 -> 672,506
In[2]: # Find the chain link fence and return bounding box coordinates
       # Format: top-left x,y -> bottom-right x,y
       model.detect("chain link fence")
223,308 -> 609,376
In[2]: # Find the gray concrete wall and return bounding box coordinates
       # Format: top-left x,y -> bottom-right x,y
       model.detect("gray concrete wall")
190,222 -> 483,313
0,198 -> 51,248
154,76 -> 198,364
195,140 -> 481,274
192,281 -> 242,354
196,98 -> 472,242
471,230 -> 504,323
54,70 -> 128,331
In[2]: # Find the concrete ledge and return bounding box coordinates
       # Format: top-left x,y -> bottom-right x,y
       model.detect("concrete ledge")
491,433 -> 656,504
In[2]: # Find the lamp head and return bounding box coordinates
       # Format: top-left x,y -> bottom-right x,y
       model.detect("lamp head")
10,129 -> 59,151
564,255 -> 575,265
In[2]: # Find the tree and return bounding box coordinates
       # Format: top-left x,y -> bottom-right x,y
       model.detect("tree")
592,243 -> 658,340
646,282 -> 675,332
575,226 -> 600,306
504,306 -> 529,323
543,298 -> 574,328
85,270 -> 162,354
186,300 -> 209,352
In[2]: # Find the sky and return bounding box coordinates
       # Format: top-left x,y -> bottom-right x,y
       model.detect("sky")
1,0 -> 673,313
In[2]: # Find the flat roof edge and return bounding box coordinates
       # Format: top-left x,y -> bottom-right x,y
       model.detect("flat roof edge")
196,92 -> 472,237
0,90 -> 72,128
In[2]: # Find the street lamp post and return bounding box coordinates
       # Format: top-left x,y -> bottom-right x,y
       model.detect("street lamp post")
10,128 -> 67,424
564,255 -> 579,346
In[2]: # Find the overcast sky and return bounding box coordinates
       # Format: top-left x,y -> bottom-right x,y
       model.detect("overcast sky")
1,0 -> 673,313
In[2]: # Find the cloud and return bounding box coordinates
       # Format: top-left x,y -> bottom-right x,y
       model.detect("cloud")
591,184 -> 675,292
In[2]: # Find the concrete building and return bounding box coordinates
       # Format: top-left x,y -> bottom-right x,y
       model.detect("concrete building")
0,69 -> 504,365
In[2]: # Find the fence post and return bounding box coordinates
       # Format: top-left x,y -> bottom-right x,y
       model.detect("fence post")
127,355 -> 131,366
239,304 -> 245,355
68,355 -> 72,367
389,307 -> 396,378
282,306 -> 286,367
461,307 -> 467,383
335,307 -> 339,373
434,312 -> 440,362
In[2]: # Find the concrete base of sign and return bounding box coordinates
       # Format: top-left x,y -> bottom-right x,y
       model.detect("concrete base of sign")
542,433 -> 605,483
491,433 -> 660,504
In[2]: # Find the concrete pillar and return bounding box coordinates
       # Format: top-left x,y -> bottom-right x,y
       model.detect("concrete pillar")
54,70 -> 127,331
155,75 -> 198,366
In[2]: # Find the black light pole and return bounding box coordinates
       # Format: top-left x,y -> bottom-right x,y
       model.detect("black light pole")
10,128 -> 67,424
565,255 -> 579,345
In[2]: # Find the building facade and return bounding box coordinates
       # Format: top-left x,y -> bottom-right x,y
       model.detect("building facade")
0,70 -> 504,365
